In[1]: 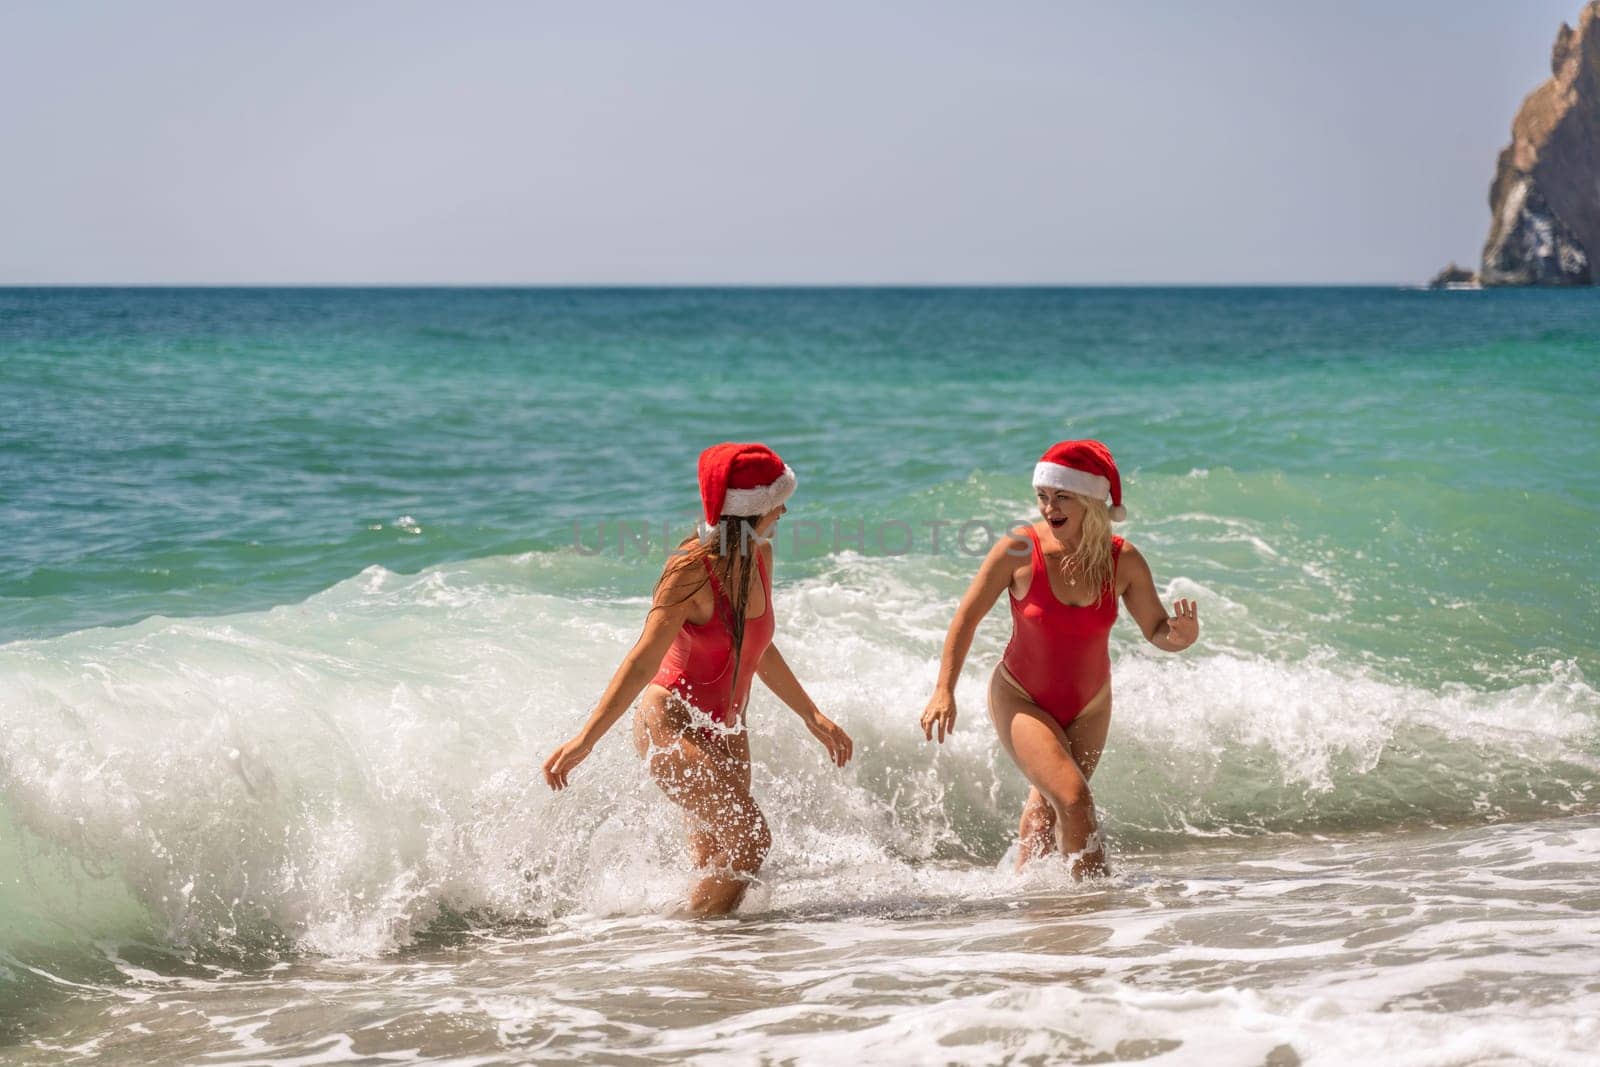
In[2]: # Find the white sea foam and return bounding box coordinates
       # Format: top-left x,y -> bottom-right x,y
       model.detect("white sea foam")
0,553 -> 1595,969
13,814 -> 1597,1064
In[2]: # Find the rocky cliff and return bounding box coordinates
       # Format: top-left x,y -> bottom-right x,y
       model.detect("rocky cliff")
1480,2 -> 1600,286
1428,262 -> 1478,289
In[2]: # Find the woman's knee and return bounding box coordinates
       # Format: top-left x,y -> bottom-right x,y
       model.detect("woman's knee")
1019,806 -> 1054,844
728,807 -> 771,874
1045,780 -> 1093,815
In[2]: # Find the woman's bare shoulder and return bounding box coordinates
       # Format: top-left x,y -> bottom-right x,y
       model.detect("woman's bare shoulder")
1114,540 -> 1152,592
979,523 -> 1035,577
655,544 -> 709,602
1007,520 -> 1038,539
998,522 -> 1036,551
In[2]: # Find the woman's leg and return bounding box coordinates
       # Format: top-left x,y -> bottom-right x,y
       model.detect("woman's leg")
1017,695 -> 1114,867
989,669 -> 1109,877
1015,787 -> 1056,869
634,700 -> 771,915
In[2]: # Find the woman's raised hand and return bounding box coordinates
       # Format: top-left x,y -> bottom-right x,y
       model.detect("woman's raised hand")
542,736 -> 594,790
920,688 -> 957,744
807,714 -> 854,768
1165,598 -> 1200,651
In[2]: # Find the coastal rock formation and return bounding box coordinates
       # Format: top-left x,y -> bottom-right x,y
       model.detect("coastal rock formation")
1480,1 -> 1600,286
1427,263 -> 1478,289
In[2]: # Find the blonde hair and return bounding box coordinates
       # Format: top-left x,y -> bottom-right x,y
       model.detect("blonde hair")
1061,492 -> 1115,594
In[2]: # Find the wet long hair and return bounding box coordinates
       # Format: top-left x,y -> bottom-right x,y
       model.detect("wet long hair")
651,514 -> 762,708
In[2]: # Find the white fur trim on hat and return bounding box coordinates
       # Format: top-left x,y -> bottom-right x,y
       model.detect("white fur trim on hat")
1032,462 -> 1111,502
721,464 -> 796,517
696,519 -> 772,545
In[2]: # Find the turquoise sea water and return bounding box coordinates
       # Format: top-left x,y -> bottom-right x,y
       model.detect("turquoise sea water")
5,288 -> 1598,678
2,288 -> 1599,1063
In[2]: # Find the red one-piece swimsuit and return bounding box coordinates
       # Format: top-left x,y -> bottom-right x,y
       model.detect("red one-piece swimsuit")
1001,526 -> 1124,728
650,550 -> 774,726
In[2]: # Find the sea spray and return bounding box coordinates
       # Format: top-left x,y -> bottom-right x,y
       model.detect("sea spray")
3,554 -> 1595,972
4,286 -> 1600,1060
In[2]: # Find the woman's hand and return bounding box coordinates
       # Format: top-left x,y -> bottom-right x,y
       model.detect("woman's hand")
542,736 -> 594,790
1163,598 -> 1199,651
921,688 -> 957,743
806,714 -> 854,768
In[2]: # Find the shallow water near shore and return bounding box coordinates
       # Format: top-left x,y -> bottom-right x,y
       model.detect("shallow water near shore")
8,818 -> 1599,1064
2,287 -> 1598,1063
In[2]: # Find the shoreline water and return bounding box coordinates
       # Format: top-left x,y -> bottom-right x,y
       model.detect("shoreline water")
7,814 -> 1598,1063
3,287 -> 1597,1062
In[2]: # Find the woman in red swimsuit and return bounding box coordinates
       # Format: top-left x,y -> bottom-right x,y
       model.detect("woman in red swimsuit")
543,443 -> 853,915
920,440 -> 1198,877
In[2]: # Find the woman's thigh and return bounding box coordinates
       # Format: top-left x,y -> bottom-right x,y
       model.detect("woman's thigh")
988,668 -> 1090,808
1065,686 -> 1112,780
634,691 -> 757,826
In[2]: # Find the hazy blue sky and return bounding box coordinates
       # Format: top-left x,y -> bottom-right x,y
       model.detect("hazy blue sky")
0,1 -> 1584,284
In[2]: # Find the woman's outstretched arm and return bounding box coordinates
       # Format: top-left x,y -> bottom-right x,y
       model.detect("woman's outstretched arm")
920,527 -> 1030,743
1117,544 -> 1199,652
542,560 -> 704,789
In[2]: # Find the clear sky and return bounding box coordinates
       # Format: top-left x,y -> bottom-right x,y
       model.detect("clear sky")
0,1 -> 1585,284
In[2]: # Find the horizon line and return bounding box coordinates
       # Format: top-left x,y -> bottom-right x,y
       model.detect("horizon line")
0,280 -> 1445,290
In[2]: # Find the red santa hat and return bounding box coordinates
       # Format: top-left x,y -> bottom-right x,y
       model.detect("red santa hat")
697,442 -> 797,525
1033,439 -> 1126,521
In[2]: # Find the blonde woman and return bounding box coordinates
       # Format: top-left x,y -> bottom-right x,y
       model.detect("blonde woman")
920,440 -> 1198,875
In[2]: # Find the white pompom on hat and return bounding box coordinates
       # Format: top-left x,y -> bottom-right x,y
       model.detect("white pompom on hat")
698,442 -> 797,525
1033,439 -> 1126,521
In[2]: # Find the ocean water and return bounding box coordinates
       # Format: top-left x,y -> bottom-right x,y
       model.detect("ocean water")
1,287 -> 1598,1065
